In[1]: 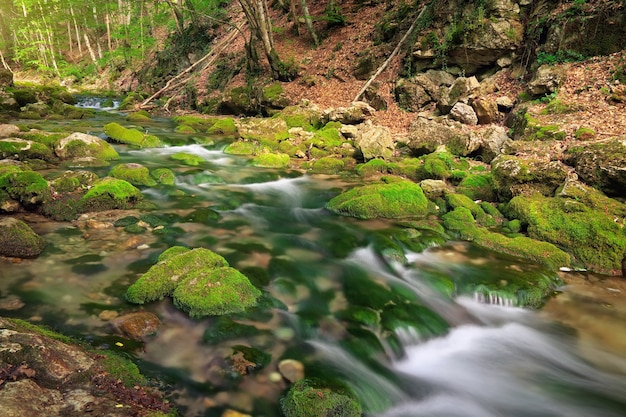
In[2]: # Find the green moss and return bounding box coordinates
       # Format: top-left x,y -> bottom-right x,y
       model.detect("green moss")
170,152 -> 205,166
506,194 -> 626,274
172,267 -> 261,318
0,138 -> 54,161
574,127 -> 595,140
103,122 -> 162,148
175,124 -> 197,133
445,193 -> 488,221
252,152 -> 290,168
281,378 -> 361,417
356,159 -> 389,177
50,170 -> 97,193
79,177 -> 143,212
456,173 -> 496,201
416,151 -> 467,181
443,207 -> 571,272
125,247 -> 229,304
98,351 -> 146,388
207,118 -> 237,135
57,134 -> 119,161
0,170 -> 50,206
125,111 -> 152,122
7,318 -> 74,344
118,92 -> 144,110
110,163 -> 157,186
326,177 -> 429,219
173,115 -> 218,132
0,218 -> 46,258
309,125 -> 343,149
151,168 -> 176,185
223,141 -> 257,155
311,157 -> 345,174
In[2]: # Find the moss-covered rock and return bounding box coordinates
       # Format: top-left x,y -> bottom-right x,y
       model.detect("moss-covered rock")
125,247 -> 229,304
169,152 -> 205,166
151,168 -> 176,185
310,157 -> 345,174
456,173 -> 496,201
0,217 -> 46,258
326,176 -> 429,219
207,117 -> 237,135
415,150 -> 469,181
109,163 -> 156,186
506,190 -> 626,275
443,207 -> 571,272
0,170 -> 50,207
564,137 -> 626,198
0,138 -> 54,161
50,170 -> 98,193
235,117 -> 289,148
172,267 -> 261,317
251,152 -> 290,168
172,115 -> 217,132
78,177 -> 143,212
55,132 -> 119,161
125,110 -> 152,122
103,122 -> 162,148
276,103 -> 323,131
223,140 -> 259,155
281,378 -> 361,417
491,155 -> 568,200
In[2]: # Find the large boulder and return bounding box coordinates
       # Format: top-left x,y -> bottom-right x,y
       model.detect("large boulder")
450,102 -> 478,125
109,163 -> 156,186
0,217 -> 46,258
55,132 -> 119,162
478,126 -> 510,163
354,122 -> 395,160
281,378 -> 361,417
528,65 -> 565,96
0,124 -> 20,138
0,138 -> 54,161
437,76 -> 480,114
506,182 -> 626,275
491,155 -> 569,200
78,177 -> 142,212
326,177 -> 429,219
406,116 -> 481,156
0,170 -> 50,208
564,137 -> 626,198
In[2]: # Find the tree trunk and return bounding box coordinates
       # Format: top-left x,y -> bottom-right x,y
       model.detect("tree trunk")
289,0 -> 299,35
70,6 -> 83,55
299,0 -> 318,46
105,13 -> 112,51
84,33 -> 99,68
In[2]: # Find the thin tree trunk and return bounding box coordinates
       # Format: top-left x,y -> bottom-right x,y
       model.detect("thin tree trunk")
299,0 -> 318,46
354,5 -> 427,102
92,7 -> 103,59
105,13 -> 112,51
70,6 -> 82,55
67,21 -> 73,55
0,48 -> 12,72
289,0 -> 299,35
84,33 -> 99,67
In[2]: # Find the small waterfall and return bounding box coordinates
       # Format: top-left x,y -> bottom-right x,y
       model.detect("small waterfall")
74,95 -> 120,110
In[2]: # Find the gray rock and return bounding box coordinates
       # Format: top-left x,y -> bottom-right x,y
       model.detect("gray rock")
450,102 -> 478,125
438,76 -> 480,114
491,155 -> 569,199
528,65 -> 564,96
354,123 -> 395,160
407,116 -> 481,156
323,101 -> 375,125
479,126 -> 510,163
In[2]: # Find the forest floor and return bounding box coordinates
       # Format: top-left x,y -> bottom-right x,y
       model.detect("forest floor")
195,1 -> 626,140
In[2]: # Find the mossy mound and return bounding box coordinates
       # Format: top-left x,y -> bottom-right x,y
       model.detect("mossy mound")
50,170 -> 98,193
0,217 -> 46,258
55,132 -> 119,161
443,207 -> 571,272
416,150 -> 469,181
491,155 -> 568,200
126,247 -> 260,318
0,170 -> 50,208
78,177 -> 143,212
125,247 -> 229,304
456,173 -> 496,201
310,157 -> 345,174
103,122 -> 162,148
251,152 -> 290,168
506,192 -> 626,275
236,117 -> 289,148
170,152 -> 205,166
0,138 -> 54,161
151,168 -> 176,185
125,110 -> 152,122
281,378 -> 362,417
109,163 -> 157,186
172,267 -> 262,318
173,115 -> 218,132
207,117 -> 237,135
276,104 -> 323,131
326,177 -> 429,219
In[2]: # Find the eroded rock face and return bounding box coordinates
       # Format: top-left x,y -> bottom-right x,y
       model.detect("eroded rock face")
407,116 -> 481,156
564,137 -> 626,198
354,123 -> 395,160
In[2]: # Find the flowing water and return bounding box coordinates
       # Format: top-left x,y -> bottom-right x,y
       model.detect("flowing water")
1,99 -> 625,416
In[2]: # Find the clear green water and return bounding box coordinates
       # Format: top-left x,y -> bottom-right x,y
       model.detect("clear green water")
1,101 -> 625,417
